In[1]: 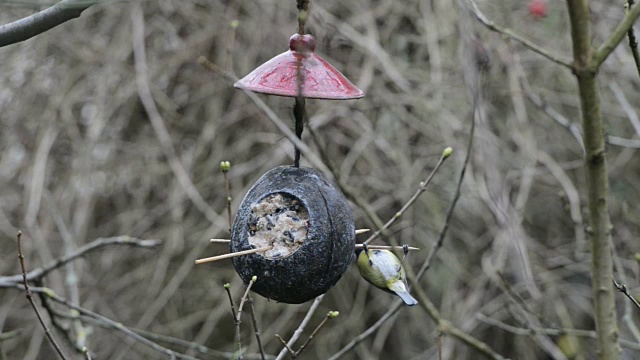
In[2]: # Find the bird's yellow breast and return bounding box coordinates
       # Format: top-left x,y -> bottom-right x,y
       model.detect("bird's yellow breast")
357,249 -> 404,290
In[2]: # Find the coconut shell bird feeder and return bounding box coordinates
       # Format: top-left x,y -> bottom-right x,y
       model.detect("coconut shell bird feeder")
196,0 -> 364,304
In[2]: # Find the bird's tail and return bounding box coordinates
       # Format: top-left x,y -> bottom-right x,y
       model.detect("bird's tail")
389,281 -> 418,306
395,290 -> 418,306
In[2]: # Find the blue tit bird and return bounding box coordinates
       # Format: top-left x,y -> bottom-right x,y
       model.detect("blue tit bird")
356,244 -> 418,306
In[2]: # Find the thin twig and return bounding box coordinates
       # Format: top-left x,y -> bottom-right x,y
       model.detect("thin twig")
593,0 -> 640,68
0,0 -> 99,47
363,147 -> 452,245
417,101 -> 474,280
626,0 -> 640,77
47,196 -> 88,352
488,272 -> 568,358
274,295 -> 324,360
520,73 -> 640,150
294,311 -> 339,358
613,279 -> 640,312
83,347 -> 92,360
21,286 -> 199,360
50,304 -> 270,359
407,267 -> 508,360
327,71 -> 476,360
612,243 -> 640,342
224,283 -> 238,320
609,82 -> 640,138
333,45 -> 502,360
517,73 -> 585,153
465,0 -> 572,69
414,51 -> 507,359
494,271 -> 541,320
221,161 -> 233,233
247,296 -> 266,360
410,263 -> 510,359
198,57 -> 331,175
0,236 -> 161,286
274,334 -> 295,355
130,325 -> 273,359
132,4 -> 227,229
237,277 -> 257,320
35,284 -> 82,352
438,319 -> 506,360
476,313 -> 640,351
16,231 -> 68,359
38,299 -> 268,359
235,276 -> 257,360
327,302 -> 403,360
313,5 -> 410,91
0,328 -> 24,342
537,151 -> 586,256
305,124 -> 402,248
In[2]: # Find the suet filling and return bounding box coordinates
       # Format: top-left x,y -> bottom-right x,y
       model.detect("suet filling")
248,193 -> 309,259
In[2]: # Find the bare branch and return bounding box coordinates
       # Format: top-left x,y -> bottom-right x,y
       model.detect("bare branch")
477,313 -> 640,351
294,311 -> 339,358
625,0 -> 640,76
363,148 -> 451,245
131,4 -> 227,229
567,0 -> 621,357
0,236 -> 161,286
0,0 -> 99,48
465,0 -> 573,69
520,75 -> 640,150
274,295 -> 324,360
327,302 -> 403,360
330,73 -> 485,360
594,0 -> 640,68
235,276 -> 258,360
26,286 -> 199,360
247,296 -> 266,360
613,279 -> 640,313
129,325 -> 273,359
198,57 -> 331,176
17,231 -> 68,359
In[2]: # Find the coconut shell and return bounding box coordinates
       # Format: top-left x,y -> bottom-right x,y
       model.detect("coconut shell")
230,166 -> 355,304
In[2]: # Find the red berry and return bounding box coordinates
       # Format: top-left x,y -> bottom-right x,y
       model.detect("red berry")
527,0 -> 547,18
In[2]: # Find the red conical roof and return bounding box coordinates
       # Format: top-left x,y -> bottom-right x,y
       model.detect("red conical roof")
234,34 -> 364,100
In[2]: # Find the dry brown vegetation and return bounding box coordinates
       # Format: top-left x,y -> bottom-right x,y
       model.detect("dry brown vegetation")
1,0 -> 640,359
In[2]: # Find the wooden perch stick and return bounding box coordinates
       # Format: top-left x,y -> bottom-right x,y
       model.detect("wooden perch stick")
206,240 -> 419,252
210,239 -> 232,243
355,244 -> 420,251
209,229 -> 371,244
211,228 -> 369,244
200,229 -> 417,265
195,246 -> 272,264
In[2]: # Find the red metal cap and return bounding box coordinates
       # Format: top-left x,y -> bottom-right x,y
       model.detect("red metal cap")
234,34 -> 364,100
